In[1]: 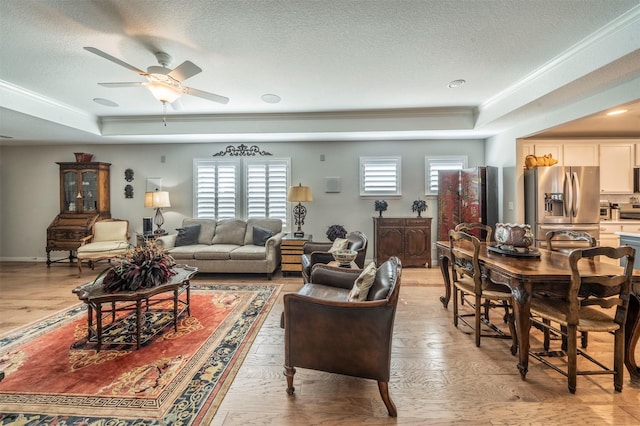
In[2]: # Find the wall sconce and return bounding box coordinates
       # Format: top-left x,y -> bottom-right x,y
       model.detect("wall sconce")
287,183 -> 313,237
144,190 -> 171,235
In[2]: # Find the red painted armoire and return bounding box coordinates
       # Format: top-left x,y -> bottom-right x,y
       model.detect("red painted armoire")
437,166 -> 498,242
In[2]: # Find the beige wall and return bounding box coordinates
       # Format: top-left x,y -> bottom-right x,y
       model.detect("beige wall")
0,139 -> 486,261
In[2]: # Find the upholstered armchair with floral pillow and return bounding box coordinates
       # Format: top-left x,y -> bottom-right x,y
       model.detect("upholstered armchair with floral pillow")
300,231 -> 368,283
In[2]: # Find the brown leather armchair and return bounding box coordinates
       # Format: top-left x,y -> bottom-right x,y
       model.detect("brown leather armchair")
283,256 -> 402,417
300,231 -> 368,283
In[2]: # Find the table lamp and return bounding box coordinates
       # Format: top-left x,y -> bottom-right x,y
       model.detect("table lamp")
144,190 -> 171,235
287,183 -> 312,237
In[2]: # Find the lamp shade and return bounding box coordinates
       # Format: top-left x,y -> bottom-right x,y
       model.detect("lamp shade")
144,191 -> 171,208
287,184 -> 313,202
145,81 -> 183,104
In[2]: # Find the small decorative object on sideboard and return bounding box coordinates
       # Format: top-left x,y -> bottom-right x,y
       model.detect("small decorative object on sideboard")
74,152 -> 94,162
374,200 -> 388,217
411,199 -> 427,217
326,224 -> 347,241
332,249 -> 358,267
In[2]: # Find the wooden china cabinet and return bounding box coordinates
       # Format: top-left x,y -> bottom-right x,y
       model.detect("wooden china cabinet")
46,162 -> 111,266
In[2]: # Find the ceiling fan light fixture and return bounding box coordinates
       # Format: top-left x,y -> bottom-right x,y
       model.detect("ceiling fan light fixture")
145,80 -> 183,103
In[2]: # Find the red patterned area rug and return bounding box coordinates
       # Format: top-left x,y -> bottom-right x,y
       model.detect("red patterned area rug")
0,283 -> 280,425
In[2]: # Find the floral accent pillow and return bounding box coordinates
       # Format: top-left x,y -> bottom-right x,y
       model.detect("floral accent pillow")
348,262 -> 377,302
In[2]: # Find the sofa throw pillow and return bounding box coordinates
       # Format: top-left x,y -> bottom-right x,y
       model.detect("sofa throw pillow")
175,224 -> 201,247
348,261 -> 377,302
212,219 -> 247,245
253,226 -> 274,246
328,238 -> 349,253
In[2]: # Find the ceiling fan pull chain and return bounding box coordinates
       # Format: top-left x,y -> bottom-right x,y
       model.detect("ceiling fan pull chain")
162,101 -> 167,126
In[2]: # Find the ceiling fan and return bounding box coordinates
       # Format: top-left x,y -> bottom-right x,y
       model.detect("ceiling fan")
84,47 -> 229,110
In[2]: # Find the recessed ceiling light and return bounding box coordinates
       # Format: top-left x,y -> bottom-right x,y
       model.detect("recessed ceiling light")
93,98 -> 119,107
261,94 -> 281,104
447,79 -> 466,88
606,109 -> 628,116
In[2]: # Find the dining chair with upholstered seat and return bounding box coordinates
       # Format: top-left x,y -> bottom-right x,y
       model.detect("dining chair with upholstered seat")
529,245 -> 635,393
449,229 -> 517,354
541,230 -> 597,349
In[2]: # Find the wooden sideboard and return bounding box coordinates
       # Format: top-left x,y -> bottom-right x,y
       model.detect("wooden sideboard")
373,217 -> 431,267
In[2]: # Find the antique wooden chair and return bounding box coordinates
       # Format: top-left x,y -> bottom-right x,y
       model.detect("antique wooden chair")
529,245 -> 634,393
450,230 -> 517,354
454,222 -> 493,242
76,219 -> 130,273
454,223 -> 509,327
300,231 -> 368,283
542,230 -> 597,349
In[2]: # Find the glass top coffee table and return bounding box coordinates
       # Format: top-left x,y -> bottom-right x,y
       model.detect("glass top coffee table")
72,265 -> 198,351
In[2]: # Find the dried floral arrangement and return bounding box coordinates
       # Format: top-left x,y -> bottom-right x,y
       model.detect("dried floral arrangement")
326,224 -> 348,241
374,200 -> 388,217
98,240 -> 176,293
411,199 -> 428,217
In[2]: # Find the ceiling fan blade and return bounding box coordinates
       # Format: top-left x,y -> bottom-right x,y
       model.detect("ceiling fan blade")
184,87 -> 230,104
84,47 -> 146,75
170,99 -> 184,111
168,61 -> 202,82
98,82 -> 145,87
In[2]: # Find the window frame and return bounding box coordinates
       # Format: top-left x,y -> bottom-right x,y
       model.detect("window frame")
425,155 -> 468,195
193,157 -> 291,225
359,156 -> 402,197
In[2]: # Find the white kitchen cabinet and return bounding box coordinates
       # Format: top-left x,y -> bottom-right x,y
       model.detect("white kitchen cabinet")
600,144 -> 634,194
599,223 -> 622,265
635,143 -> 640,166
563,143 -> 599,166
621,223 -> 640,234
599,223 -> 621,247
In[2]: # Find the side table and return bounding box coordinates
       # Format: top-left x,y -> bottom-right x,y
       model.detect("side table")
281,234 -> 312,276
136,232 -> 167,247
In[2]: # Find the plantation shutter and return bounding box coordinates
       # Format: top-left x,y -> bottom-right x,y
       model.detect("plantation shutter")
426,156 -> 467,194
246,159 -> 289,225
360,156 -> 401,196
194,159 -> 238,219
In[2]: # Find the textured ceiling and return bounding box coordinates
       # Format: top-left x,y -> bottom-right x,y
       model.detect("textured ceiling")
0,0 -> 639,145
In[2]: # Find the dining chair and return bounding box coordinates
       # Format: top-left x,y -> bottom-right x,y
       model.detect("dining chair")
529,245 -> 635,393
542,230 -> 597,349
454,222 -> 492,243
449,230 -> 517,354
454,223 -> 508,326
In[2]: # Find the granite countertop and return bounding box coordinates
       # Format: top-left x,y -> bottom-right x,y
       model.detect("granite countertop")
601,220 -> 640,225
615,231 -> 640,237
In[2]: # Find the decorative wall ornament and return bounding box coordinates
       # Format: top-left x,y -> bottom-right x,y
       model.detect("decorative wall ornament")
125,168 -> 134,182
212,144 -> 272,157
124,184 -> 134,198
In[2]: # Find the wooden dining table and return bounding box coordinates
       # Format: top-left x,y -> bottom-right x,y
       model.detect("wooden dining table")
435,241 -> 640,384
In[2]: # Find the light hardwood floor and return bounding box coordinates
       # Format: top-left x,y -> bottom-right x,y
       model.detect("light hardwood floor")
1,261 -> 639,425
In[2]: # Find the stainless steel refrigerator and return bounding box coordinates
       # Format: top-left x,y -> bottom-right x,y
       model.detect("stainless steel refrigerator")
524,166 -> 600,248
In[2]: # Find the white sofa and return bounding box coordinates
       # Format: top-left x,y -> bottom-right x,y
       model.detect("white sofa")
158,218 -> 284,279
